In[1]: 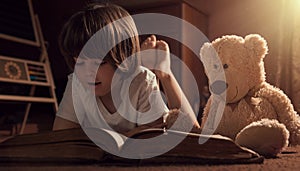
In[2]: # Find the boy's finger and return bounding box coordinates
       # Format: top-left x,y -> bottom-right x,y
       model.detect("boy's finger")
144,36 -> 156,48
156,40 -> 169,51
150,35 -> 156,42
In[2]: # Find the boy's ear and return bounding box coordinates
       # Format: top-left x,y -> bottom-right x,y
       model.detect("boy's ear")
244,34 -> 268,61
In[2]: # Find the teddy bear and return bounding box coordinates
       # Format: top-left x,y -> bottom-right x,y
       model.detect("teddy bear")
199,34 -> 300,157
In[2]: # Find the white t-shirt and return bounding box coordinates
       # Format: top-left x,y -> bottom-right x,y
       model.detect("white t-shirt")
56,66 -> 168,133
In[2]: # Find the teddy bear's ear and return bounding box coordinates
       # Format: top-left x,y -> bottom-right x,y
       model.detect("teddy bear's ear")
244,34 -> 268,60
200,42 -> 217,65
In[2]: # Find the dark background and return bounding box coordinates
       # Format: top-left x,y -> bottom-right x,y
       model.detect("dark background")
0,0 -> 208,133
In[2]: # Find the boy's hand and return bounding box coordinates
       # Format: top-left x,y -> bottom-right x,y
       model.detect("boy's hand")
140,35 -> 171,78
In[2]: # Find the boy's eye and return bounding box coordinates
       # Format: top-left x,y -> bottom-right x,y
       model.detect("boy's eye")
94,60 -> 106,65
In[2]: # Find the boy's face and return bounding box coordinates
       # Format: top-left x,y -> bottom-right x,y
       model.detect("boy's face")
74,57 -> 115,97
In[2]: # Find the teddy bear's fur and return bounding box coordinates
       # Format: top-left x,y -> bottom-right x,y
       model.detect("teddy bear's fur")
200,34 -> 300,157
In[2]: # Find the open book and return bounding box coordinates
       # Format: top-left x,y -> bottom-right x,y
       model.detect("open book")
0,127 -> 264,165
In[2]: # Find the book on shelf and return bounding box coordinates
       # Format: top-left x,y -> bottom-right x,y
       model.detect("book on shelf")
0,127 -> 264,165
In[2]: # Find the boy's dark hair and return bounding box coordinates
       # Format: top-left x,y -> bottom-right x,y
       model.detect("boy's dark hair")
58,3 -> 140,72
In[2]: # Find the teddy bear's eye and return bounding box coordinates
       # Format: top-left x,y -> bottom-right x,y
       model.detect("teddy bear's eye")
223,64 -> 228,69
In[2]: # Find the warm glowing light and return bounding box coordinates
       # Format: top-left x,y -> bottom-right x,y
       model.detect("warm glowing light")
293,0 -> 300,17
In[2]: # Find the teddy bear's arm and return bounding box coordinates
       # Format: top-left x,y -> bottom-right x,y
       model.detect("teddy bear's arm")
258,82 -> 300,145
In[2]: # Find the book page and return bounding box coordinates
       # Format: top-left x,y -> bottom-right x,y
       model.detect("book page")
101,129 -> 127,149
83,127 -> 127,154
167,129 -> 233,141
121,128 -> 260,160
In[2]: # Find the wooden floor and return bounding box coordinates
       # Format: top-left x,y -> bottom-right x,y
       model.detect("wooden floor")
0,146 -> 299,171
0,123 -> 40,143
0,103 -> 54,140
0,104 -> 299,171
0,126 -> 299,170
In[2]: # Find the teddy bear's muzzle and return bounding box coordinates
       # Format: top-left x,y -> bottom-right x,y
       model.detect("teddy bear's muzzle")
210,80 -> 228,95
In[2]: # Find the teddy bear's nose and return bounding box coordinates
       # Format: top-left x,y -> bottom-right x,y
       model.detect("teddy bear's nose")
210,80 -> 228,95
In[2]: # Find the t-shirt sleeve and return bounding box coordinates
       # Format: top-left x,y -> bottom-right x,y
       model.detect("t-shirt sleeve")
135,70 -> 169,125
56,74 -> 80,123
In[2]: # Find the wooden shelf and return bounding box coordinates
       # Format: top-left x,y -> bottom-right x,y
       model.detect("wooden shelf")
0,95 -> 56,103
0,6 -> 58,134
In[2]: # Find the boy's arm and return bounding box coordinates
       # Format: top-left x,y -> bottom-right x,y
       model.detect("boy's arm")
53,116 -> 80,131
157,72 -> 200,128
141,35 -> 200,128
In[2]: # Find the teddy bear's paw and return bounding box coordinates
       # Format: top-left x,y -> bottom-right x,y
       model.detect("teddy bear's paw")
235,119 -> 289,157
285,117 -> 300,146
